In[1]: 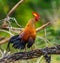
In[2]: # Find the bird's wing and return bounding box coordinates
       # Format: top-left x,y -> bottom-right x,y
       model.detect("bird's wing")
27,37 -> 35,48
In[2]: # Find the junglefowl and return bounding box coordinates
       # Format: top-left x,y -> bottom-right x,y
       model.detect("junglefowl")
7,12 -> 40,50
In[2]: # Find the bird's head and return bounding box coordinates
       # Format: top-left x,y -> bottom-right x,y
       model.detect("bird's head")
32,12 -> 40,22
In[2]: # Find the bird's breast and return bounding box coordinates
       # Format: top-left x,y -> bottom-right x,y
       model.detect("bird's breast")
20,28 -> 36,41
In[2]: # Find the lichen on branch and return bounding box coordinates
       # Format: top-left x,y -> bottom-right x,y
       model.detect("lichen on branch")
0,45 -> 60,63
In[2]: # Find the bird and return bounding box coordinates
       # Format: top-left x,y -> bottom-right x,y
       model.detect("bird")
7,12 -> 40,51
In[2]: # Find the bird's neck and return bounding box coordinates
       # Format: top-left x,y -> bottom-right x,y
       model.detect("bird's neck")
26,18 -> 36,28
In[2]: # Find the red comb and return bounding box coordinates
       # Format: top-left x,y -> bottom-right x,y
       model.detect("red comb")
32,12 -> 40,18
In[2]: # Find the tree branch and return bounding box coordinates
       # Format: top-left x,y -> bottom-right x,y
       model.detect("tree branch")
0,38 -> 10,45
0,45 -> 60,63
1,21 -> 51,33
36,22 -> 50,32
0,22 -> 51,45
7,0 -> 24,17
0,0 -> 24,28
0,37 -> 5,41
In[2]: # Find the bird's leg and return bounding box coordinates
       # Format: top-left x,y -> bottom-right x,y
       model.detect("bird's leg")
25,47 -> 27,52
30,44 -> 35,51
6,42 -> 11,52
41,47 -> 51,63
6,46 -> 10,52
30,46 -> 33,51
24,44 -> 27,52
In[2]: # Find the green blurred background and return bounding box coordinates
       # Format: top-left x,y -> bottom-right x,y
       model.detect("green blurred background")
0,0 -> 60,63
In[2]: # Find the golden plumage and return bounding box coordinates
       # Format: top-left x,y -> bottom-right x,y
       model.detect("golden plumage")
7,12 -> 40,50
20,18 -> 36,41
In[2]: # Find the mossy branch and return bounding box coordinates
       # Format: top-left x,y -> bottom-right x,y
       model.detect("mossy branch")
0,45 -> 60,63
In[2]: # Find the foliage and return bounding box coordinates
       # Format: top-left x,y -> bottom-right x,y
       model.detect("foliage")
0,0 -> 60,63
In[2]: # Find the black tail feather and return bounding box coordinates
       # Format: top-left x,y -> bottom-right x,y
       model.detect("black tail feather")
9,35 -> 19,43
7,35 -> 26,50
6,35 -> 19,51
12,40 -> 26,49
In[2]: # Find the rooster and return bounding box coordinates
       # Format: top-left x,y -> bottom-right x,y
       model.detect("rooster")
7,12 -> 40,50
